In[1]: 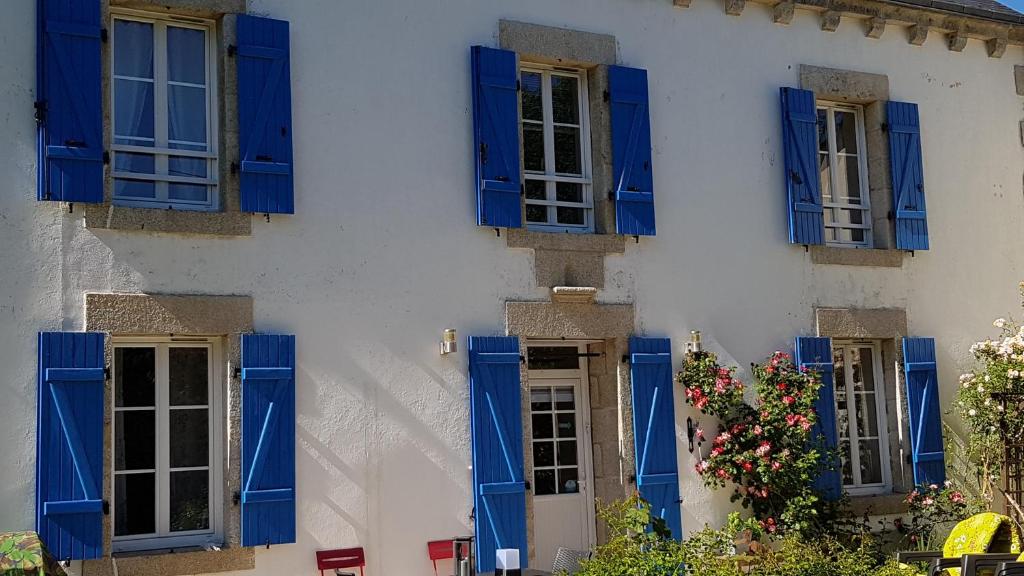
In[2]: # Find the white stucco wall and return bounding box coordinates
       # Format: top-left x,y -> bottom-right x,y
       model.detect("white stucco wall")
1,0 -> 1023,574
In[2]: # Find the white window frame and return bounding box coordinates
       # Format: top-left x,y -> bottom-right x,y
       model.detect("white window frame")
519,64 -> 594,233
833,340 -> 892,496
110,9 -> 219,211
817,102 -> 871,248
111,337 -> 224,552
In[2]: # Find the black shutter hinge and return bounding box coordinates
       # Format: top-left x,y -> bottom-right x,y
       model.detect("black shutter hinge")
102,500 -> 110,515
231,162 -> 239,175
103,151 -> 110,165
233,367 -> 242,379
104,367 -> 111,380
227,44 -> 237,57
603,90 -> 609,103
100,28 -> 108,43
34,100 -> 47,125
881,122 -> 890,133
516,79 -> 521,92
525,480 -> 531,491
791,170 -> 803,185
232,491 -> 241,506
479,142 -> 488,165
887,210 -> 894,221
608,191 -> 615,201
621,354 -> 630,364
519,354 -> 526,363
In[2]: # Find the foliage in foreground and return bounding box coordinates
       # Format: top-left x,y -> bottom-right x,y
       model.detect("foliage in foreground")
572,495 -> 918,576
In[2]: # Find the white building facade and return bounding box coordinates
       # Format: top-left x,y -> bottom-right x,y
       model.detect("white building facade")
2,0 -> 1024,574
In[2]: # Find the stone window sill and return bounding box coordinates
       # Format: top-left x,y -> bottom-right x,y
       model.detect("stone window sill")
84,204 -> 251,237
810,245 -> 904,268
505,228 -> 626,253
84,546 -> 254,576
847,492 -> 909,516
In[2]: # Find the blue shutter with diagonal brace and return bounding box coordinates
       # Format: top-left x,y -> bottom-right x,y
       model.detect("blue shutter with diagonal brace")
610,66 -> 656,236
629,337 -> 681,540
781,88 -> 824,245
888,102 -> 929,251
36,332 -> 105,561
795,336 -> 841,500
237,15 -> 294,214
472,47 -> 521,229
36,0 -> 103,203
469,336 -> 527,573
241,334 -> 296,547
903,337 -> 945,486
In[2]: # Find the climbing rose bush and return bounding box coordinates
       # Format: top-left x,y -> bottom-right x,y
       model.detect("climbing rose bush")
680,351 -> 830,536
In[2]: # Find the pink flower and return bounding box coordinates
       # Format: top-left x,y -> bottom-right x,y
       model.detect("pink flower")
711,447 -> 724,457
950,491 -> 965,504
922,497 -> 935,506
696,427 -> 705,441
755,442 -> 772,458
695,460 -> 710,474
771,461 -> 782,471
800,420 -> 813,432
741,461 -> 754,472
719,432 -> 732,442
777,382 -> 788,391
716,468 -> 730,479
753,425 -> 763,436
782,395 -> 796,406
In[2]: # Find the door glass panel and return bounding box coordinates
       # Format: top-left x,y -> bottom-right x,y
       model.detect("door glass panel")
551,75 -> 579,124
557,440 -> 578,466
532,413 -> 554,439
528,347 -> 579,371
839,440 -> 853,485
169,347 -> 208,405
556,413 -> 576,438
534,469 -> 556,496
534,441 -> 555,467
115,472 -> 156,536
520,72 -> 542,122
115,411 -> 156,470
115,347 -> 156,407
558,468 -> 579,494
554,387 -> 575,410
531,387 -> 552,411
853,393 -> 879,438
167,26 -> 206,85
170,409 -> 209,468
858,439 -> 883,484
857,348 -> 875,391
169,469 -> 210,532
834,110 -> 857,154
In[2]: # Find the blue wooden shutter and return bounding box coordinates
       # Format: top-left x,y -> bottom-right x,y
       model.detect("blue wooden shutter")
888,102 -> 929,251
903,337 -> 945,485
780,88 -> 824,245
629,337 -> 682,540
469,336 -> 527,573
36,0 -> 103,203
471,46 -> 521,229
36,332 -> 105,561
609,66 -> 656,236
795,337 -> 841,500
237,15 -> 294,214
241,334 -> 296,547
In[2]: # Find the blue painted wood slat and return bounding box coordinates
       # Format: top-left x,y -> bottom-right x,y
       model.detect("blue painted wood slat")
902,337 -> 946,485
237,15 -> 294,214
609,66 -> 656,236
795,336 -> 841,500
472,46 -> 522,229
780,88 -> 824,245
36,332 -> 105,561
36,0 -> 103,203
469,336 -> 527,573
888,101 -> 929,251
241,334 -> 297,547
629,337 -> 682,539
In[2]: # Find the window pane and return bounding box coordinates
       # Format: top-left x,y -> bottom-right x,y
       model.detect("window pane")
532,414 -> 554,440
557,207 -> 584,226
523,123 -> 545,172
556,182 -> 583,204
857,348 -> 876,391
534,441 -> 555,467
535,469 -> 556,495
834,111 -> 857,154
833,156 -> 855,203
557,440 -> 578,466
115,347 -> 155,407
114,79 -> 155,141
169,470 -> 210,532
526,204 -> 547,223
170,409 -> 209,468
554,387 -> 575,410
551,75 -> 579,124
844,158 -> 863,204
554,126 -> 581,175
556,413 -> 576,438
115,411 -> 155,470
530,387 -> 552,411
854,393 -> 879,438
114,20 -> 153,78
169,347 -> 208,405
558,468 -> 579,494
857,439 -> 883,484
851,229 -> 865,243
115,472 -> 155,536
848,209 -> 863,226
818,152 -> 831,202
114,179 -> 157,199
168,184 -> 209,203
114,152 -> 155,175
528,347 -> 579,370
168,85 -> 207,145
167,26 -> 206,85
169,157 -> 208,179
524,179 -> 546,200
520,72 -> 542,122
816,109 -> 828,153
839,440 -> 853,485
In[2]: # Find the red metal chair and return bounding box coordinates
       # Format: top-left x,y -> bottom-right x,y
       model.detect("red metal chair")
427,540 -> 454,576
316,547 -> 366,576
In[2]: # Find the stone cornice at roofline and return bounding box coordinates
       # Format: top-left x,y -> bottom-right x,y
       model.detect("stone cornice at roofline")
674,0 -> 1024,56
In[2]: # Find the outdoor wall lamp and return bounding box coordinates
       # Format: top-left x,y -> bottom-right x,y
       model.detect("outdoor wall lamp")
440,328 -> 458,355
686,330 -> 702,354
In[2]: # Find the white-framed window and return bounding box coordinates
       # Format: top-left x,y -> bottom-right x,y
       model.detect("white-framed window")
110,9 -> 219,211
519,64 -> 594,233
817,102 -> 871,247
832,341 -> 891,495
112,338 -> 223,552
